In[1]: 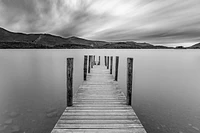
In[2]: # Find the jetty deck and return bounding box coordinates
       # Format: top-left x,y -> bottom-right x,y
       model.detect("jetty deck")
51,65 -> 147,133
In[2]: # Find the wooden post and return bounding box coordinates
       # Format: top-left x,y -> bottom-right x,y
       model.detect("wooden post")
115,56 -> 119,81
67,58 -> 73,107
83,55 -> 87,81
110,56 -> 113,74
127,58 -> 133,105
88,55 -> 91,73
105,56 -> 107,66
107,56 -> 109,69
94,55 -> 96,65
91,55 -> 93,68
91,55 -> 95,68
98,56 -> 100,65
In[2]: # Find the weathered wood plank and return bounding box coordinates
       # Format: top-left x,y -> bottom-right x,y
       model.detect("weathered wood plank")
73,100 -> 126,102
66,109 -> 134,112
55,123 -> 143,129
73,102 -> 127,104
57,119 -> 141,124
60,115 -> 138,120
73,104 -> 133,107
52,128 -> 146,133
75,97 -> 126,100
65,106 -> 133,110
62,111 -> 135,116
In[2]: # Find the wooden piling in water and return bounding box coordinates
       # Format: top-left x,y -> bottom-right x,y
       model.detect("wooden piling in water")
115,56 -> 119,81
98,56 -> 100,65
105,56 -> 107,66
127,58 -> 133,105
94,55 -> 96,65
88,55 -> 91,73
91,55 -> 94,68
107,56 -> 109,69
67,58 -> 73,107
110,56 -> 113,74
83,55 -> 88,81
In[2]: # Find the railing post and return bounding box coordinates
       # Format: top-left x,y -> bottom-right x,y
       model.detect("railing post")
107,56 -> 109,69
67,58 -> 73,107
88,55 -> 91,73
110,56 -> 113,74
127,58 -> 133,105
115,56 -> 119,81
83,55 -> 88,81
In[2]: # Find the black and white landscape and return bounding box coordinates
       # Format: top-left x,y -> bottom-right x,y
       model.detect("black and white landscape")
1,1 -> 200,133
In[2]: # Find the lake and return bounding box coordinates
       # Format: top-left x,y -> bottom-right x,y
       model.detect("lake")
0,49 -> 200,133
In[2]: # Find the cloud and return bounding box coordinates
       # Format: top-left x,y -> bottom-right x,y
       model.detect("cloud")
0,0 -> 200,45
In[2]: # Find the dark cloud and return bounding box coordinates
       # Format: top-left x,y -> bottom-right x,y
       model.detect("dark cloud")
0,0 -> 200,46
0,0 -> 54,32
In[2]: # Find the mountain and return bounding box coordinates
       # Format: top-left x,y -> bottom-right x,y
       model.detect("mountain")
188,43 -> 200,49
0,27 -> 171,49
99,41 -> 172,49
100,42 -> 143,49
0,27 -> 109,48
0,27 -> 39,42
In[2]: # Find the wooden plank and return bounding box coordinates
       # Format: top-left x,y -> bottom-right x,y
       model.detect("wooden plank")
65,110 -> 135,113
74,99 -> 126,102
60,115 -> 138,120
73,104 -> 131,107
57,119 -> 141,124
62,112 -> 135,116
55,123 -> 143,129
52,128 -> 146,133
65,106 -> 133,110
75,98 -> 126,100
73,102 -> 127,104
75,97 -> 126,99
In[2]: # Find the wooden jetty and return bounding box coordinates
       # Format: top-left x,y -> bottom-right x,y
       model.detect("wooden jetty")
51,56 -> 147,133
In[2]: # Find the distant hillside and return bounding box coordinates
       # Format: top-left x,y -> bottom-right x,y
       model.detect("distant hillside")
0,27 -> 39,42
0,27 -> 109,48
99,42 -> 145,49
99,42 -> 172,49
0,27 -> 172,49
188,43 -> 200,49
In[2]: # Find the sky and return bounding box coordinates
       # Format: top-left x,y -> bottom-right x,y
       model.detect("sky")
0,0 -> 200,46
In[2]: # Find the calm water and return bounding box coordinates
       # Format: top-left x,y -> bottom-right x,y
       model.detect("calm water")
0,49 -> 200,133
